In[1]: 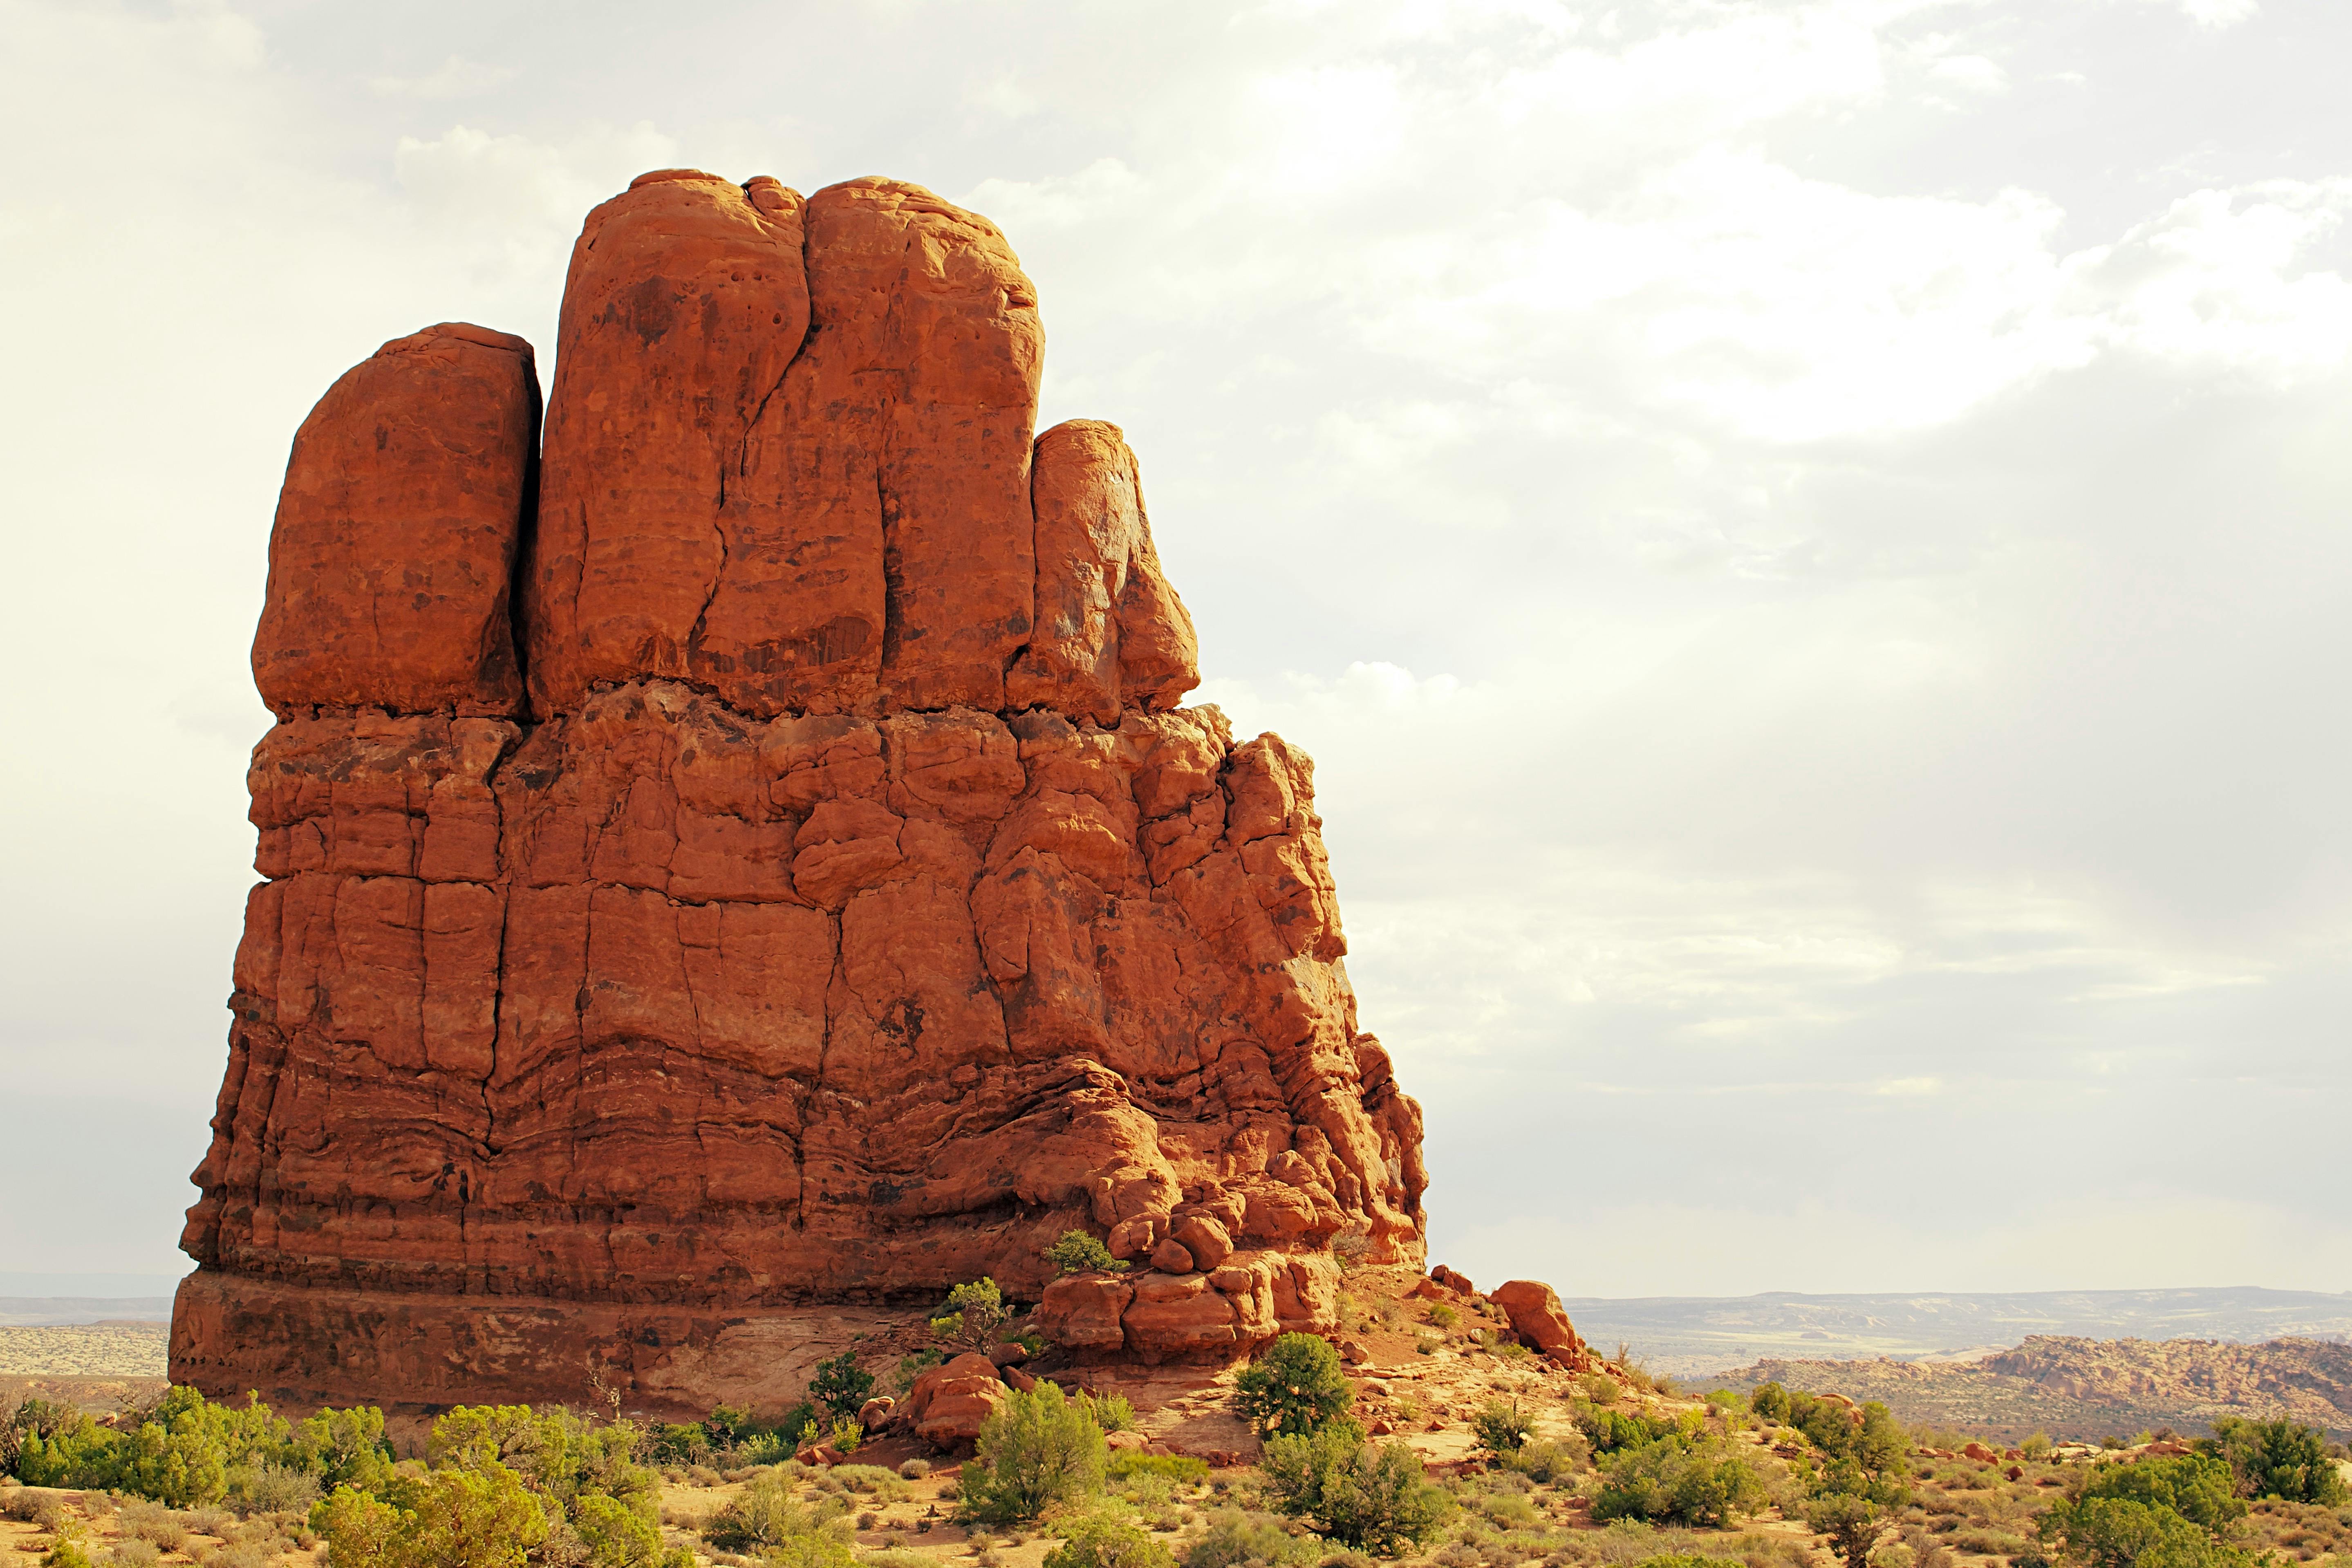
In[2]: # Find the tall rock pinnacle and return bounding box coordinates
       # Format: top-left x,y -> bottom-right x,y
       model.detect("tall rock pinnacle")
173,170 -> 1427,1418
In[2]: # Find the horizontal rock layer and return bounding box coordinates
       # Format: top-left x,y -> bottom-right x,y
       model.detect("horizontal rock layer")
177,169 -> 1425,1414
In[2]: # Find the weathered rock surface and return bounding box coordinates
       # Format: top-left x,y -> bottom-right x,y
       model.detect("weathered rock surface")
903,1352 -> 1009,1446
174,168 -> 1427,1418
253,323 -> 538,717
1490,1279 -> 1594,1368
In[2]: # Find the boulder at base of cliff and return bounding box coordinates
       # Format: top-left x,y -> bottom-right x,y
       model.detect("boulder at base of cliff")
904,1352 -> 1009,1447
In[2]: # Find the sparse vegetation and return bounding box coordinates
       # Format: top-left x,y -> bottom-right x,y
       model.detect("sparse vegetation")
1259,1418 -> 1450,1554
931,1279 -> 1014,1353
1047,1231 -> 1132,1276
962,1380 -> 1109,1523
1234,1333 -> 1355,1439
1041,1511 -> 1176,1568
808,1350 -> 876,1425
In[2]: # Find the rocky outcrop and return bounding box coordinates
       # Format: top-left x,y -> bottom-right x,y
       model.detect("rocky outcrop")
1490,1279 -> 1593,1368
173,168 -> 1427,1417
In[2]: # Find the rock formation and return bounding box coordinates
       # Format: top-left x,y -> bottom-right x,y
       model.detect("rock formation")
172,169 -> 1427,1418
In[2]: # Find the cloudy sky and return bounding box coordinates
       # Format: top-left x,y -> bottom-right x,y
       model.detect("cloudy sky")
3,0 -> 2347,1298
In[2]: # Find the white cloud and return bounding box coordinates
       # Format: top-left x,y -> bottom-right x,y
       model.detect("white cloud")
369,54 -> 517,99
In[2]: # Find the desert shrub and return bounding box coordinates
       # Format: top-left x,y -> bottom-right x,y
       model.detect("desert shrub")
830,1465 -> 906,1499
809,1352 -> 876,1425
1082,1393 -> 1139,1436
1802,1494 -> 1888,1568
4,1491 -> 65,1526
574,1490 -> 670,1568
1184,1510 -> 1321,1568
1109,1454 -> 1210,1485
1048,1232 -> 1132,1276
2072,1455 -> 2246,1532
1260,1419 -> 1451,1554
1501,1439 -> 1580,1485
2022,1434 -> 2053,1463
898,1459 -> 932,1481
931,1279 -> 1012,1353
963,1381 -> 1108,1523
2202,1419 -> 2349,1505
1044,1512 -> 1178,1568
293,1406 -> 396,1495
1624,1557 -> 1747,1568
116,1501 -> 186,1551
649,1424 -> 710,1465
1234,1335 -> 1354,1440
1469,1400 -> 1538,1457
106,1541 -> 161,1568
1426,1305 -> 1458,1331
226,1458 -> 321,1516
2036,1496 -> 2257,1568
1593,1441 -> 1764,1528
1330,1231 -> 1372,1275
1748,1385 -> 1790,1424
42,1523 -> 96,1568
311,1460 -> 549,1568
1577,1375 -> 1623,1407
703,1470 -> 844,1553
1574,1405 -> 1682,1456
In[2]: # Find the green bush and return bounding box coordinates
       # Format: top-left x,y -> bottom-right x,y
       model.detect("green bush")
703,1470 -> 847,1552
40,1524 -> 95,1568
1183,1509 -> 1321,1568
648,1424 -> 710,1465
1425,1305 -> 1458,1330
963,1381 -> 1108,1523
225,1459 -> 321,1517
1591,1439 -> 1764,1528
1749,1383 -> 1790,1423
2201,1418 -> 2349,1505
1081,1392 -> 1139,1435
2072,1454 -> 2246,1532
1233,1335 -> 1354,1439
932,1279 -> 1012,1353
1042,1512 -> 1177,1568
311,1461 -> 549,1568
809,1352 -> 876,1425
1047,1232 -> 1132,1276
1500,1438 -> 1579,1485
2036,1496 -> 2258,1568
1108,1453 -> 1210,1485
1259,1419 -> 1450,1555
2022,1433 -> 2054,1462
1801,1493 -> 1886,1568
292,1406 -> 396,1494
1572,1403 -> 1682,1456
1468,1398 -> 1537,1456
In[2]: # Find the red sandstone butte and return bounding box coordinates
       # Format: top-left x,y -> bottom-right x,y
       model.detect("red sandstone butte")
173,170 -> 1427,1420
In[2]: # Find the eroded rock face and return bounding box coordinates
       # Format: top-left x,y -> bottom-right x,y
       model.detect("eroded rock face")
174,169 -> 1427,1416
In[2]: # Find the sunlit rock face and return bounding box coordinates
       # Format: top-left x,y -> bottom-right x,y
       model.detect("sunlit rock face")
173,168 -> 1427,1417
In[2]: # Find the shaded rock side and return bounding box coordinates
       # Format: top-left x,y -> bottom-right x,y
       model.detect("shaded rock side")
175,168 -> 1427,1413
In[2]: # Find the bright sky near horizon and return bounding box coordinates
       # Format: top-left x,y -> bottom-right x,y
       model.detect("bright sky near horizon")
1,0 -> 2347,1298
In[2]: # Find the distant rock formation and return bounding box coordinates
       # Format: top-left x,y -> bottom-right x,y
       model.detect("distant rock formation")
1705,1336 -> 2352,1441
172,170 -> 1427,1418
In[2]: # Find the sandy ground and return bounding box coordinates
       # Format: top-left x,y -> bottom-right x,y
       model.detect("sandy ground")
0,1325 -> 168,1379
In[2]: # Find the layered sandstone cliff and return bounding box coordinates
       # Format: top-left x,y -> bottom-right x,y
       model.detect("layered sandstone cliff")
172,170 -> 1427,1417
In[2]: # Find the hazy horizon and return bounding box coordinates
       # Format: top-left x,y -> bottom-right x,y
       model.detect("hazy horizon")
3,0 -> 2348,1296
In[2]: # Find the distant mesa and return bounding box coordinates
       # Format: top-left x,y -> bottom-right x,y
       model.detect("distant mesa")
171,170 -> 1430,1418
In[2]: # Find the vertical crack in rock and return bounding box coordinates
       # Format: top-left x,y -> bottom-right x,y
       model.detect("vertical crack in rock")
174,168 -> 1429,1419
